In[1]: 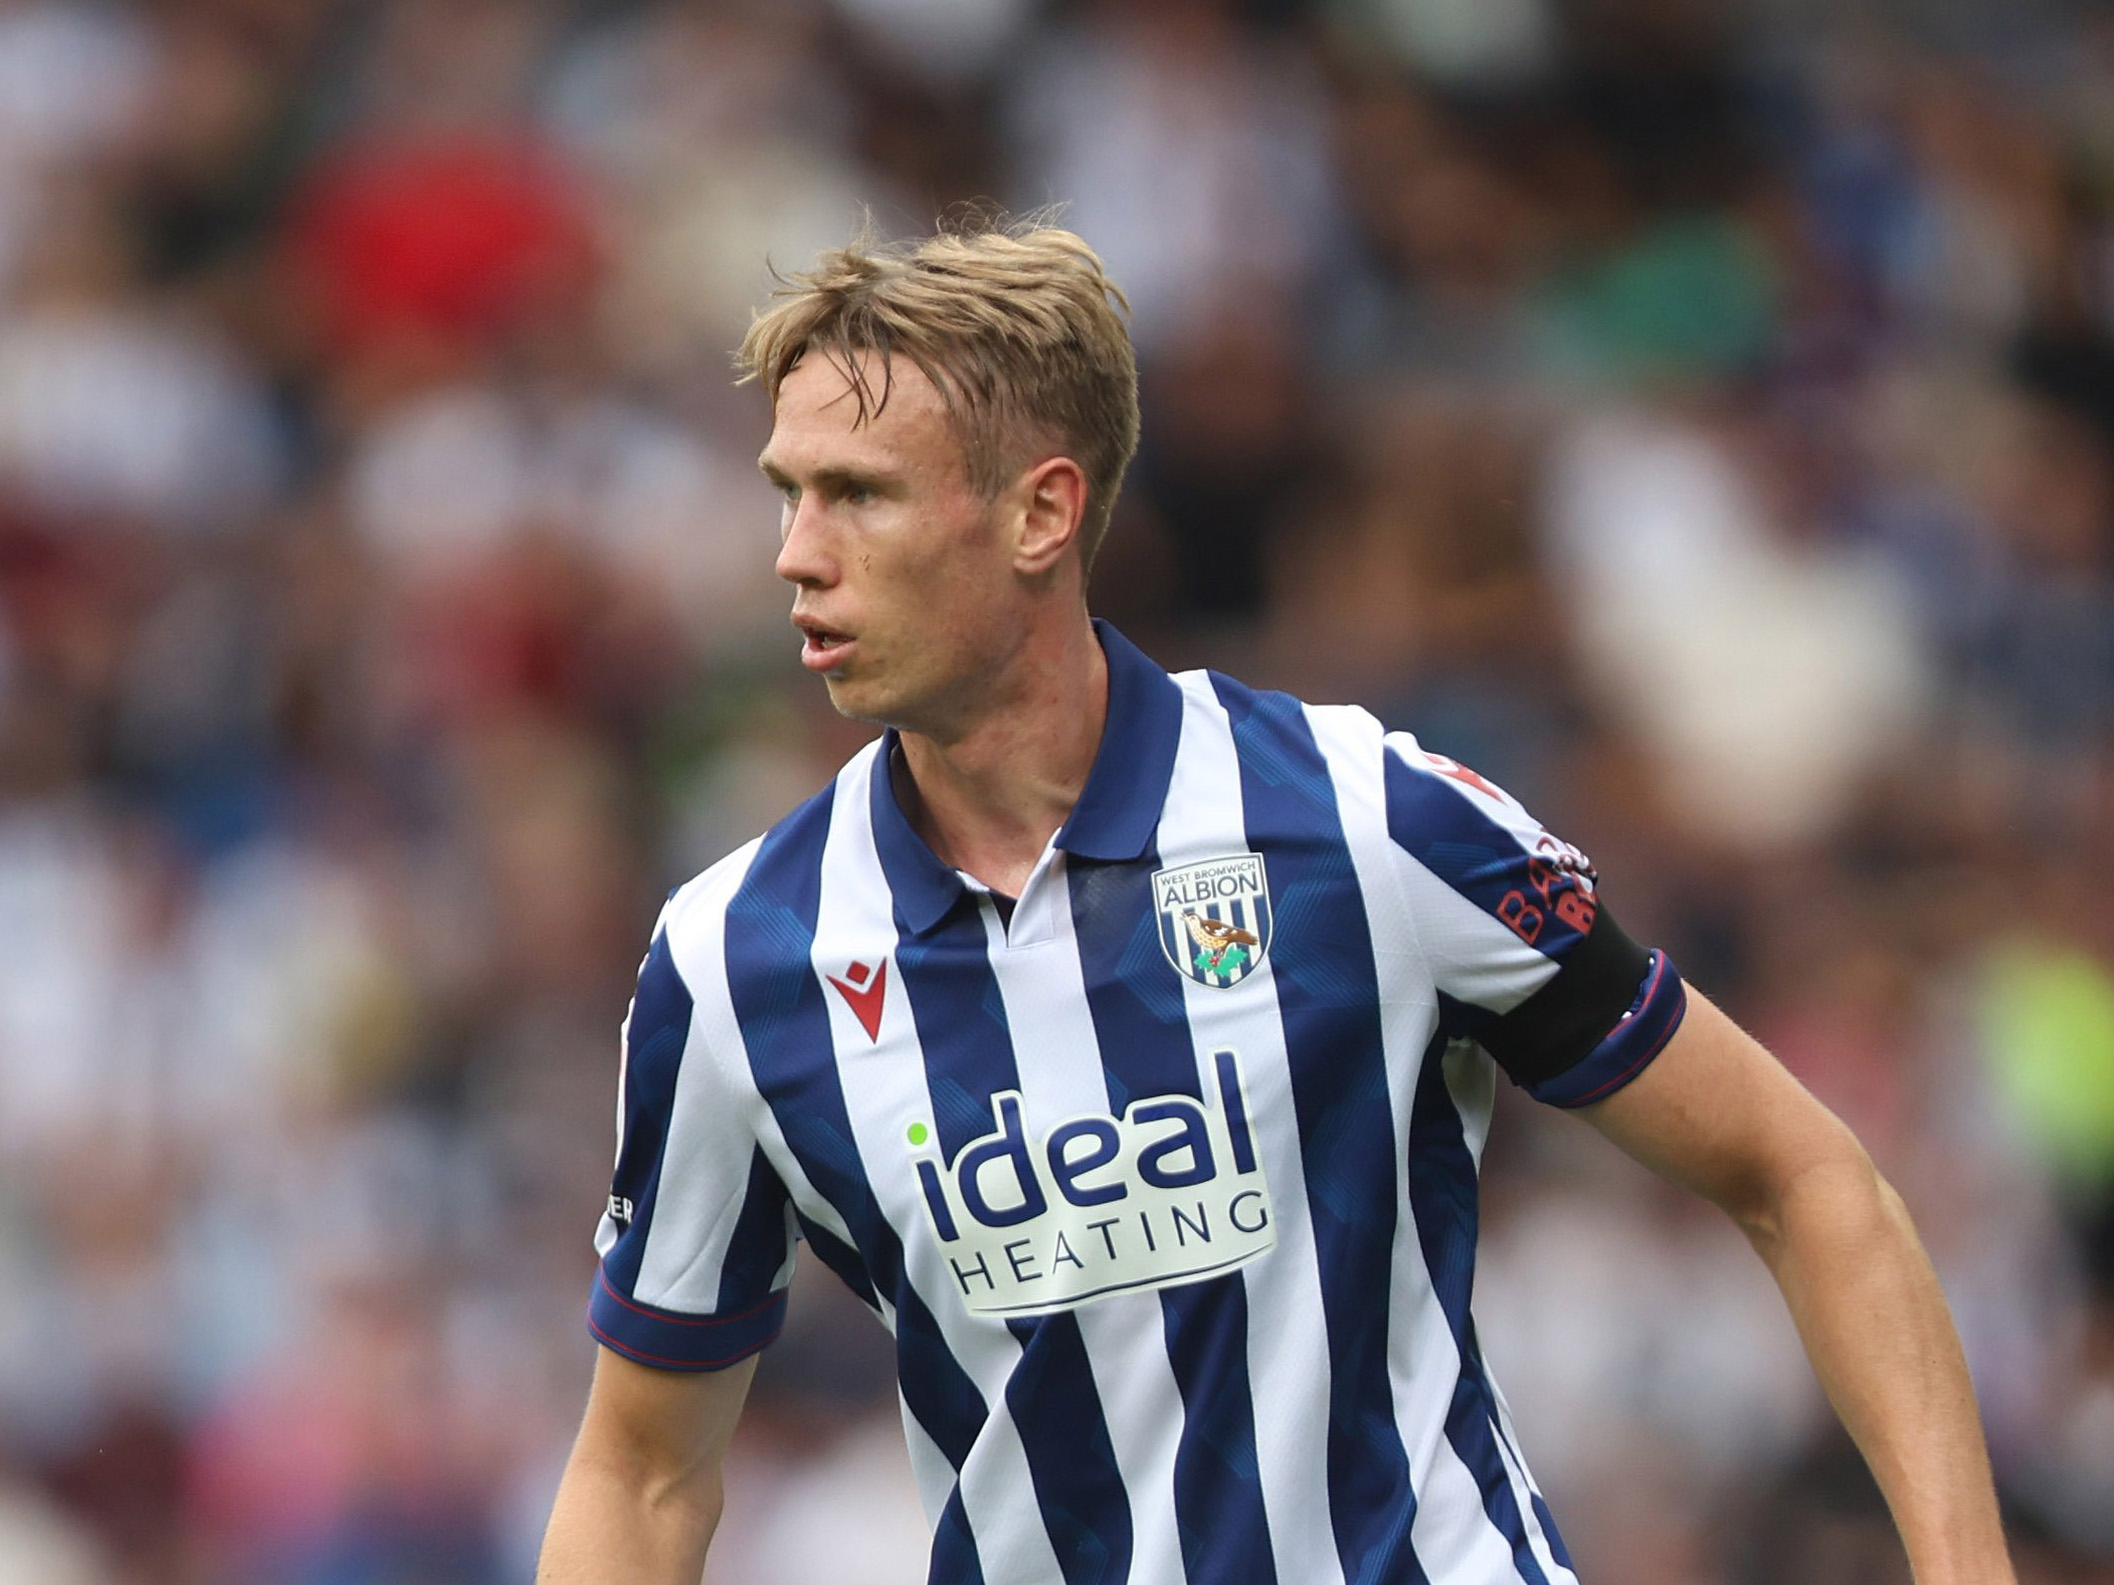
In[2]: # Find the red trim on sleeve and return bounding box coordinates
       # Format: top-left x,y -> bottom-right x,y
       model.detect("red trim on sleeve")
587,1314 -> 776,1372
595,1267 -> 783,1331
1566,992 -> 1687,1107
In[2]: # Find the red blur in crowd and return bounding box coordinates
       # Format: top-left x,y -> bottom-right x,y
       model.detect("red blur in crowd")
283,137 -> 597,361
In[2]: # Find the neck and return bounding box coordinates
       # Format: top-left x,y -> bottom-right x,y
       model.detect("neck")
894,615 -> 1108,898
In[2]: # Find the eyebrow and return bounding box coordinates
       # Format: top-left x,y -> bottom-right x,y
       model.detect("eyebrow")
756,458 -> 895,494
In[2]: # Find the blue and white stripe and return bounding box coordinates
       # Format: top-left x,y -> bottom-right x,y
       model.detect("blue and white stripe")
589,622 -> 1686,1584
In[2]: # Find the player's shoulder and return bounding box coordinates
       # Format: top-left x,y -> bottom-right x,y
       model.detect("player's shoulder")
658,832 -> 767,952
1180,664 -> 1393,763
1178,665 -> 1548,837
657,737 -> 884,953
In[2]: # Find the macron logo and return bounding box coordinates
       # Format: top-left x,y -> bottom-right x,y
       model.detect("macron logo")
827,959 -> 889,1042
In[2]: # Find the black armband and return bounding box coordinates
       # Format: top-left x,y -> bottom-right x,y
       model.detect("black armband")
1479,906 -> 1655,1089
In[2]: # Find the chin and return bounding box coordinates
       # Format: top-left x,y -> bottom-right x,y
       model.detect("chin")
821,675 -> 895,727
827,673 -> 949,737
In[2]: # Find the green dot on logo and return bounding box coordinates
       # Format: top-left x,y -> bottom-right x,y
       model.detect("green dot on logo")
906,1122 -> 929,1148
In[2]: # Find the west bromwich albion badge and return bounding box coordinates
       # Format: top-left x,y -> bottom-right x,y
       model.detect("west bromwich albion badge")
1152,854 -> 1272,988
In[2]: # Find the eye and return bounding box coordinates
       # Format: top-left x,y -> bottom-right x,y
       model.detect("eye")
840,482 -> 877,506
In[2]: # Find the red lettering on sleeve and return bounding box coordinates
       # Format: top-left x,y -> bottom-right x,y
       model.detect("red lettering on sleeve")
1496,891 -> 1544,944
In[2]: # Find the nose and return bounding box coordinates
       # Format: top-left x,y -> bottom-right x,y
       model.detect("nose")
774,492 -> 834,588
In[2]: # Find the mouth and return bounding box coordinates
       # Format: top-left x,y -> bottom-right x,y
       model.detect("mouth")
794,617 -> 856,673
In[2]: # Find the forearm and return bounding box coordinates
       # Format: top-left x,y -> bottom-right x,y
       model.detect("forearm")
536,1443 -> 722,1585
1742,1150 -> 2013,1585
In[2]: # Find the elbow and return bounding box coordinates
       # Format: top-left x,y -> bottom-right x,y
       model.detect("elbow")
566,1431 -> 728,1539
1721,1116 -> 1890,1266
645,1460 -> 726,1534
627,1452 -> 727,1536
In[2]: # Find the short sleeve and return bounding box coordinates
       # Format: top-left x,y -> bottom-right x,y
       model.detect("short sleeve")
1382,733 -> 1687,1107
588,920 -> 797,1370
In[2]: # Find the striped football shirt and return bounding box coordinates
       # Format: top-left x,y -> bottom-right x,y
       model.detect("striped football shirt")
590,620 -> 1687,1585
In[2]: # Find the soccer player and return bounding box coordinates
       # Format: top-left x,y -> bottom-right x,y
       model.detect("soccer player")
536,221 -> 2016,1585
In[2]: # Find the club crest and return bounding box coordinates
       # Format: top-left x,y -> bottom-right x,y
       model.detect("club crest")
1152,854 -> 1273,988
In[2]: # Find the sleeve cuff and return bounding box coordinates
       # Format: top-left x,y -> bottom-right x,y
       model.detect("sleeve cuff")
587,1264 -> 788,1372
1524,950 -> 1688,1109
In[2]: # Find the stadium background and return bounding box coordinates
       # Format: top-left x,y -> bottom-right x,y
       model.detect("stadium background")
0,0 -> 2110,1579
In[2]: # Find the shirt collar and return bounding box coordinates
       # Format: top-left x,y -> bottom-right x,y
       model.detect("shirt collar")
868,619 -> 1183,934
1055,619 -> 1184,861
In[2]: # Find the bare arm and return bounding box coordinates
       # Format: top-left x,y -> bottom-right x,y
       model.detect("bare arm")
1579,988 -> 2014,1585
536,1346 -> 760,1584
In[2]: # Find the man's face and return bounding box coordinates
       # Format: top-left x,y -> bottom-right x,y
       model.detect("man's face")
761,352 -> 1022,735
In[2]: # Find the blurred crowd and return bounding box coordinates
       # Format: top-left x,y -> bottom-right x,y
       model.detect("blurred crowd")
0,0 -> 2110,1580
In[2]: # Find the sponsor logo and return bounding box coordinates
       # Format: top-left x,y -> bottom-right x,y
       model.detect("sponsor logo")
908,1050 -> 1273,1316
1152,854 -> 1272,987
1419,750 -> 1511,806
607,1194 -> 635,1229
827,959 -> 889,1042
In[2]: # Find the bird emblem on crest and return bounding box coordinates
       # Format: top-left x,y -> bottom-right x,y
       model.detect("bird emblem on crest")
1182,911 -> 1260,978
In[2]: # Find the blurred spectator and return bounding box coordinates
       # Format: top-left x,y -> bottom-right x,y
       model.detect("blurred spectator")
1544,403 -> 1930,849
1006,0 -> 1338,353
0,189 -> 277,529
0,1476 -> 110,1585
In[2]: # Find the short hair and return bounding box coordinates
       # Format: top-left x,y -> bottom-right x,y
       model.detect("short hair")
735,217 -> 1141,571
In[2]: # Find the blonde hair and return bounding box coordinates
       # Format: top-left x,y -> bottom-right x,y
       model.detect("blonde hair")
736,217 -> 1141,570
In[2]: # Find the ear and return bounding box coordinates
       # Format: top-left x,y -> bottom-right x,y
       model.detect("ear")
1012,455 -> 1090,577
